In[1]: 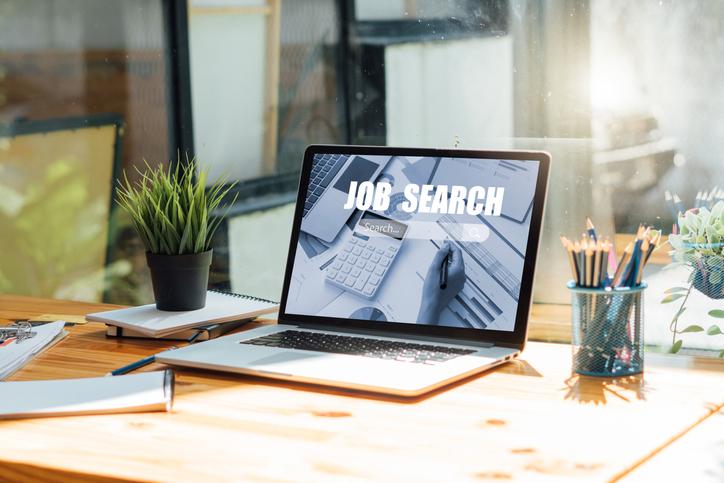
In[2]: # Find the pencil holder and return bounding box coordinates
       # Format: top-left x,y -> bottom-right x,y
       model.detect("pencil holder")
568,281 -> 647,377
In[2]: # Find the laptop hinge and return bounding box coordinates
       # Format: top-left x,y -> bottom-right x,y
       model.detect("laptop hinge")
295,324 -> 495,348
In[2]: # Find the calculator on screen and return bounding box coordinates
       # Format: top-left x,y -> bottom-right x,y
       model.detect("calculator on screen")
325,212 -> 408,299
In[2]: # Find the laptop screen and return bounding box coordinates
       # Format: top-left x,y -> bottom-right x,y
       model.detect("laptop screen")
285,153 -> 541,332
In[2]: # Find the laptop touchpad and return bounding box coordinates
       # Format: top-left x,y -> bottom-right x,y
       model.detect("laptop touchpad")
250,351 -> 326,369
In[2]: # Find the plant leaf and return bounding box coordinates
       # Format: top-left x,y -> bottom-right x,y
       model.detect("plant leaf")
670,340 -> 683,353
706,325 -> 722,336
661,293 -> 685,304
664,287 -> 689,294
680,325 -> 704,333
707,309 -> 724,318
673,307 -> 687,321
114,158 -> 236,255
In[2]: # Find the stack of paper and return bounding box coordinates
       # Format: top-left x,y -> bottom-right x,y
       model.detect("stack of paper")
0,321 -> 67,380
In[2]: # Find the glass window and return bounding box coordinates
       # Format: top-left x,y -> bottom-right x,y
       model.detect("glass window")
187,0 -> 345,300
0,0 -> 173,305
198,1 -> 723,357
3,0 -> 722,357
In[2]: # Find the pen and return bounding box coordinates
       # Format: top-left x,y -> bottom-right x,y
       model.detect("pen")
106,346 -> 178,376
187,319 -> 249,343
440,252 -> 450,290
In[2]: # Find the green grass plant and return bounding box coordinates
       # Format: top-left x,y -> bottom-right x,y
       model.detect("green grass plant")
116,160 -> 236,255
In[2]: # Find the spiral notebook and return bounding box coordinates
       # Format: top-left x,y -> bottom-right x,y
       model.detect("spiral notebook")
86,290 -> 278,338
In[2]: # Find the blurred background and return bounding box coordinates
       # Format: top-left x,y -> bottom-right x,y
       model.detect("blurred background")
1,1 -> 722,348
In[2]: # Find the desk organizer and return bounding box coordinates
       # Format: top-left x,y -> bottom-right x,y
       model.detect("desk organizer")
568,281 -> 646,377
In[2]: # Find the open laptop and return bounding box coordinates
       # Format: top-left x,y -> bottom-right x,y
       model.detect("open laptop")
157,145 -> 550,396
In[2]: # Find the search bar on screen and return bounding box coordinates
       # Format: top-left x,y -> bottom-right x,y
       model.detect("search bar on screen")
403,221 -> 490,243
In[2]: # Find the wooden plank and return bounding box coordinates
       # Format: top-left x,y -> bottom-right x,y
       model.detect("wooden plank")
0,294 -> 721,482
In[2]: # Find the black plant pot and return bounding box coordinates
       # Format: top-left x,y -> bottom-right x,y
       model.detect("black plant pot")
146,250 -> 213,311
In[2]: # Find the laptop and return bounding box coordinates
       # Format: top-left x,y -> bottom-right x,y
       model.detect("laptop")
157,145 -> 550,396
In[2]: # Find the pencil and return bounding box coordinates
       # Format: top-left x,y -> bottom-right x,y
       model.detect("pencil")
569,248 -> 580,286
585,241 -> 593,287
612,242 -> 633,287
624,227 -> 645,287
644,230 -> 660,265
574,241 -> 583,285
636,237 -> 650,285
586,217 -> 597,242
561,237 -> 580,285
601,241 -> 610,286
592,240 -> 602,287
665,191 -> 678,220
673,193 -> 685,216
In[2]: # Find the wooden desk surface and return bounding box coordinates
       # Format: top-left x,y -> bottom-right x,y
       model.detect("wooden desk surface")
0,294 -> 722,482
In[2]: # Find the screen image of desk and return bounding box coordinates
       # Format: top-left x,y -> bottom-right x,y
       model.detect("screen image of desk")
285,154 -> 540,331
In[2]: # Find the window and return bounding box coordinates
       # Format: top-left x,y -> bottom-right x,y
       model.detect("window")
3,1 -> 722,357
195,1 -> 723,356
0,0 -> 178,305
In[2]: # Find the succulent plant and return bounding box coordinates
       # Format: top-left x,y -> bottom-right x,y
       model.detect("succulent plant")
669,201 -> 724,257
663,200 -> 723,357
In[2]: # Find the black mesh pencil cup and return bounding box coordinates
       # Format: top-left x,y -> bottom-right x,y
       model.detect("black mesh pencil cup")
567,281 -> 647,377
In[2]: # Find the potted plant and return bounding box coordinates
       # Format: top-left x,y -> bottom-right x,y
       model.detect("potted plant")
116,160 -> 235,311
663,201 -> 724,356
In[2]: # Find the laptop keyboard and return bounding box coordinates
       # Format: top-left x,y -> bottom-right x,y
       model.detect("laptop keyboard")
241,330 -> 475,364
303,154 -> 349,217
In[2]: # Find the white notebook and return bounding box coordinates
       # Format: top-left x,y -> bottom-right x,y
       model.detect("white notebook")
86,290 -> 278,337
0,370 -> 174,419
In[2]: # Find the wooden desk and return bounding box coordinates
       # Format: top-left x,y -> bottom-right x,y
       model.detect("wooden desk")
1,294 -> 722,482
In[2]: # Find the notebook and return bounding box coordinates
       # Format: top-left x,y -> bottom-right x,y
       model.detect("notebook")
105,318 -> 251,341
86,290 -> 278,338
0,370 -> 174,419
0,321 -> 68,380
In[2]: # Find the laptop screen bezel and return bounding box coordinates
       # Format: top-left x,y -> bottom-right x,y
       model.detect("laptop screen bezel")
277,144 -> 550,349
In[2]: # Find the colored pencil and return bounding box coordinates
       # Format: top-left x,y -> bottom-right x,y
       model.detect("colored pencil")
586,217 -> 597,242
611,242 -> 633,287
592,240 -> 602,287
